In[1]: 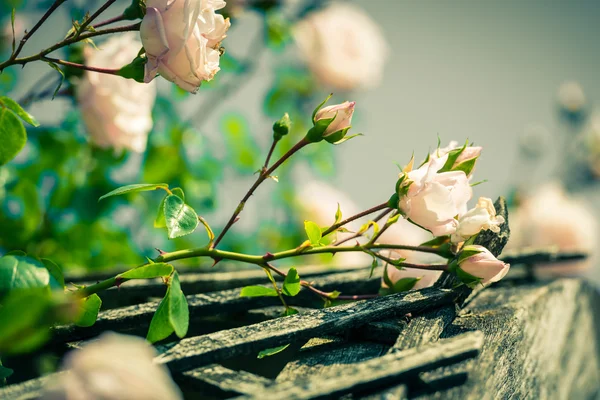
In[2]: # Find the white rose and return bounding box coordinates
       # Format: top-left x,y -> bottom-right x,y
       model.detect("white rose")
451,197 -> 505,244
314,101 -> 355,137
77,33 -> 156,153
141,0 -> 230,93
399,156 -> 472,237
293,3 -> 388,90
42,332 -> 182,400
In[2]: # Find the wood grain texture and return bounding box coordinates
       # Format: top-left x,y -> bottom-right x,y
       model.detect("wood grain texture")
156,288 -> 458,372
419,279 -> 600,399
233,331 -> 483,400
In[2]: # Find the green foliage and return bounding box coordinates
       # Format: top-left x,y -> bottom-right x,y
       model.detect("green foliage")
0,104 -> 27,165
117,54 -> 147,83
282,307 -> 299,316
147,272 -> 189,343
221,113 -> 260,174
118,263 -> 174,280
41,258 -> 65,289
74,294 -> 102,327
0,96 -> 39,127
99,183 -> 168,201
282,267 -> 301,296
163,194 -> 199,239
240,286 -> 278,297
0,254 -> 51,298
155,188 -> 184,228
304,221 -> 322,246
257,343 -> 290,359
123,0 -> 146,19
0,289 -> 53,355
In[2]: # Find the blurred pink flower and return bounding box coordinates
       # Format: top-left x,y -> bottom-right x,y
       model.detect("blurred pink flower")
293,3 -> 388,90
43,332 -> 182,400
378,219 -> 445,290
507,183 -> 597,275
77,33 -> 156,153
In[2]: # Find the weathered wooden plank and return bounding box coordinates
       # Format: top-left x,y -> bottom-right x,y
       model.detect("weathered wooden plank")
275,336 -> 390,383
177,364 -> 272,397
232,331 -> 483,400
390,305 -> 457,351
0,372 -> 65,400
51,269 -> 381,343
421,279 -> 600,399
156,287 -> 459,372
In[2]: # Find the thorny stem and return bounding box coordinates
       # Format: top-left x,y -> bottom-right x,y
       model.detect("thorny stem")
78,0 -> 118,33
263,266 -> 289,310
262,139 -> 279,171
8,0 -> 68,63
334,208 -> 393,246
92,14 -> 127,29
0,22 -> 141,71
212,137 -> 310,248
321,203 -> 390,237
42,57 -> 121,75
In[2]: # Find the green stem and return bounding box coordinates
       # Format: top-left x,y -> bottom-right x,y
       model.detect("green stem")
42,56 -> 121,75
321,203 -> 389,237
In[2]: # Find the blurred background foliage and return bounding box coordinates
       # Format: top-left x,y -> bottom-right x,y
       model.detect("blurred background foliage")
0,0 -> 339,272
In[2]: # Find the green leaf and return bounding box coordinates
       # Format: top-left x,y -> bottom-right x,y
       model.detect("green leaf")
74,294 -> 102,327
41,258 -> 64,289
391,277 -> 420,293
154,188 -> 183,228
0,106 -> 26,165
331,132 -> 363,145
164,195 -> 199,239
382,264 -> 395,288
419,236 -> 450,247
123,0 -> 145,19
118,263 -> 174,280
147,272 -> 189,343
334,203 -> 342,224
45,61 -> 65,99
312,93 -> 333,121
304,221 -> 322,246
99,183 -> 168,201
0,96 -> 39,127
282,307 -> 299,316
452,157 -> 477,176
0,289 -> 52,355
282,267 -> 301,297
239,286 -> 279,297
0,255 -> 50,298
0,363 -> 13,381
117,53 -> 147,83
257,344 -> 290,359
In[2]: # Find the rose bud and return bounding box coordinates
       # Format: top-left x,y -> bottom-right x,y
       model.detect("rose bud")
455,245 -> 510,287
273,113 -> 291,141
307,100 -> 355,143
140,0 -> 230,93
451,197 -> 505,244
433,141 -> 482,176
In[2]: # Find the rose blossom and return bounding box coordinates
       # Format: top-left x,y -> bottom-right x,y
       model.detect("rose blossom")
314,101 -> 355,137
76,33 -> 156,153
141,0 -> 230,93
451,197 -> 505,244
42,332 -> 182,400
506,183 -> 597,276
398,156 -> 472,236
293,3 -> 388,90
457,245 -> 510,286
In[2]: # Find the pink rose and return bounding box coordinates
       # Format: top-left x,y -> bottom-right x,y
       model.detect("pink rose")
457,245 -> 510,286
293,3 -> 388,90
77,33 -> 156,153
398,156 -> 472,236
141,0 -> 230,93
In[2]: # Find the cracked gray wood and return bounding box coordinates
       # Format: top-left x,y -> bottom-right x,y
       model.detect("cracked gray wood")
233,331 -> 483,400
